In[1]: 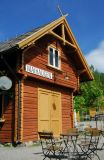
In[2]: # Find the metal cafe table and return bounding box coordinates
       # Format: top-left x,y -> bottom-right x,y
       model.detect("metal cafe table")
60,130 -> 101,160
60,132 -> 79,159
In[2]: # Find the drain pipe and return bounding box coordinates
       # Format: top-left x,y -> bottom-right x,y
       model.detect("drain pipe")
17,80 -> 21,141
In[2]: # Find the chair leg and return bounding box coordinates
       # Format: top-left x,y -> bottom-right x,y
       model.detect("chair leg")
43,156 -> 46,160
101,143 -> 104,150
94,152 -> 100,160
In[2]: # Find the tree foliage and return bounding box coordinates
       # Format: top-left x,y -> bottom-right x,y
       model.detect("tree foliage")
74,66 -> 104,113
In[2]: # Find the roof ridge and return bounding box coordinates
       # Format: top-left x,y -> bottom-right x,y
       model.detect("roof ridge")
0,16 -> 64,52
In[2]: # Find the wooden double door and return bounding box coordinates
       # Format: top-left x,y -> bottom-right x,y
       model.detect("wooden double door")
38,88 -> 62,137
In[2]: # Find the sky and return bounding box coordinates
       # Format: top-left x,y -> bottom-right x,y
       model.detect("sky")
0,0 -> 104,73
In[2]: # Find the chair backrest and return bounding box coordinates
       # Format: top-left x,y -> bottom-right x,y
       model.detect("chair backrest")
38,131 -> 54,147
84,127 -> 92,133
89,129 -> 100,150
38,131 -> 53,140
67,128 -> 78,134
91,129 -> 100,136
84,128 -> 100,138
38,131 -> 54,156
91,129 -> 100,141
38,131 -> 68,159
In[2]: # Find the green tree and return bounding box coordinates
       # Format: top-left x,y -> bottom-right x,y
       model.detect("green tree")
74,66 -> 104,114
81,80 -> 103,110
74,96 -> 85,112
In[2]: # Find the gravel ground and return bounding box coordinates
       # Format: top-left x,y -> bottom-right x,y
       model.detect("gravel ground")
0,145 -> 43,160
0,121 -> 104,160
0,144 -> 104,160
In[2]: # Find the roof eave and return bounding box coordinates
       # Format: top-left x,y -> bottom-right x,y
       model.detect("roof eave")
17,15 -> 68,49
0,15 -> 93,82
0,44 -> 19,54
63,19 -> 94,81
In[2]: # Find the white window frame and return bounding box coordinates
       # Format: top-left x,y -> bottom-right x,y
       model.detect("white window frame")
48,46 -> 61,69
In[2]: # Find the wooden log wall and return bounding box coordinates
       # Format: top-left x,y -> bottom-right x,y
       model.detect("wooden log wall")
0,94 -> 15,143
61,90 -> 73,133
19,35 -> 78,91
22,79 -> 73,141
0,34 -> 78,143
23,80 -> 38,142
19,35 -> 78,141
14,82 -> 18,142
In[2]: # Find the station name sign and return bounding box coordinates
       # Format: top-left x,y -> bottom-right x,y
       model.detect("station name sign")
25,64 -> 52,80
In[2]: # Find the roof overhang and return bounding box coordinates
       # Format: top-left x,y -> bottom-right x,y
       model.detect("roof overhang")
17,15 -> 93,81
0,15 -> 94,82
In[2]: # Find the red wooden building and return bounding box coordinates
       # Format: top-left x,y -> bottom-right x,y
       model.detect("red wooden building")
0,15 -> 93,144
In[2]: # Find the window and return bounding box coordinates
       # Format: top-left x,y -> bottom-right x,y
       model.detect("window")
49,47 -> 60,69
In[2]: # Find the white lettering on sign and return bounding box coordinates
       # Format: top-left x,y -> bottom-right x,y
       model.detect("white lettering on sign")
25,64 -> 52,80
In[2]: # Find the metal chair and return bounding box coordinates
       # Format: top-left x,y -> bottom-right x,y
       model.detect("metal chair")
67,128 -> 78,134
38,131 -> 68,160
78,128 -> 101,160
89,129 -> 101,159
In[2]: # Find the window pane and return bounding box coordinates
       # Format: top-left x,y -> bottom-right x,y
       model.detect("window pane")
55,50 -> 59,67
49,48 -> 53,66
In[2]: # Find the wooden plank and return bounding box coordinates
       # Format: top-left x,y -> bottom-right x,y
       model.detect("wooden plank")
18,36 -> 79,90
62,24 -> 65,45
49,31 -> 77,49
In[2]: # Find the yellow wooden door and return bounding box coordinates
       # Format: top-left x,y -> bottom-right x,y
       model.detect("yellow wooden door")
50,92 -> 61,137
38,89 -> 51,132
38,88 -> 61,137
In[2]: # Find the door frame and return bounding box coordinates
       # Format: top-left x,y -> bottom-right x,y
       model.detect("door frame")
38,88 -> 62,136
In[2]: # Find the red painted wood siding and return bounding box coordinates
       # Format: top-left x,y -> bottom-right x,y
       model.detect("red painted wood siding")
22,79 -> 73,141
23,80 -> 38,142
62,90 -> 73,133
0,99 -> 15,143
21,35 -> 78,91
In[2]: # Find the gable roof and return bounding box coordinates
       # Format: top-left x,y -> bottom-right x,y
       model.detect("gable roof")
0,26 -> 45,52
0,15 -> 94,81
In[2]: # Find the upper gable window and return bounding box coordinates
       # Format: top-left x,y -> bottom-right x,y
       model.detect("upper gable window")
48,47 -> 60,69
